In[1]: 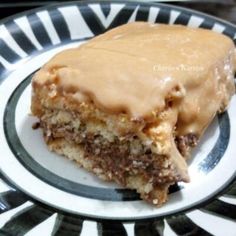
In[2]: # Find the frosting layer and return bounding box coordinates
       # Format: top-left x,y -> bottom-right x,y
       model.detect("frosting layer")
33,22 -> 236,136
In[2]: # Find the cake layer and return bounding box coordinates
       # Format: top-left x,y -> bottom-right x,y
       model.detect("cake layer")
31,82 -> 190,205
31,22 -> 236,206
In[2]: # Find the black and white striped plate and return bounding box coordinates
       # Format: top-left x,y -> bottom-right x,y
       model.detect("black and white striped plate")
0,1 -> 235,235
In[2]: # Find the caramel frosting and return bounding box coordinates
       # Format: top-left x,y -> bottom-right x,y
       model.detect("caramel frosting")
33,22 -> 236,136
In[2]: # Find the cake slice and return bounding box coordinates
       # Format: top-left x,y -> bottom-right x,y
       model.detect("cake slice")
31,22 -> 236,205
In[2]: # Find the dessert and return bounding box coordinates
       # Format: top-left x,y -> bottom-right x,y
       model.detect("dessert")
31,22 -> 236,205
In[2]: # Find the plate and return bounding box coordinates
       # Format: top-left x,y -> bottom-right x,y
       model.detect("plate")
0,0 -> 236,235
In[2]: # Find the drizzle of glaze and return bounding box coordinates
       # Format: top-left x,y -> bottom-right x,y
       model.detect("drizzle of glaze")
33,22 -> 236,136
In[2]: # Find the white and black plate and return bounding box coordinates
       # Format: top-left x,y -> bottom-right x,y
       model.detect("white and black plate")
0,1 -> 236,235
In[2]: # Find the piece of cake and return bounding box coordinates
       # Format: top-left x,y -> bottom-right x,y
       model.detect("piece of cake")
31,22 -> 236,205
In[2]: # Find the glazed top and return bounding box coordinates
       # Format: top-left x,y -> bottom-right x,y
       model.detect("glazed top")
33,22 -> 236,136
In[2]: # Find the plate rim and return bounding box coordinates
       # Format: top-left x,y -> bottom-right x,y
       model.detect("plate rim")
0,0 -> 235,44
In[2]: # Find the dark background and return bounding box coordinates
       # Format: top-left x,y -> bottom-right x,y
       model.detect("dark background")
0,0 -> 235,24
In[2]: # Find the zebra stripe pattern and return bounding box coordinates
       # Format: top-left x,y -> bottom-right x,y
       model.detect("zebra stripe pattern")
0,181 -> 235,235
